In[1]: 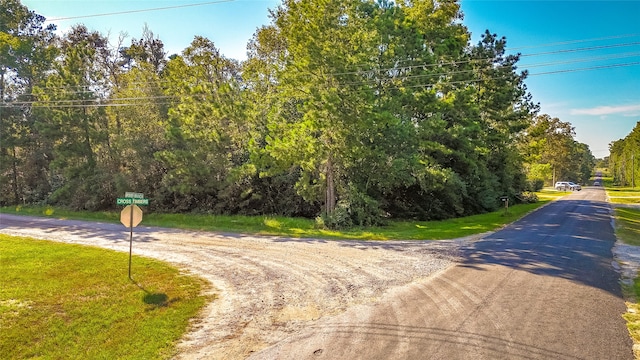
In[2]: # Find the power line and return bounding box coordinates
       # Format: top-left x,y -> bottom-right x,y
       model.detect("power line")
46,0 -> 235,22
508,33 -> 640,51
5,52 -> 639,102
521,42 -> 640,58
337,33 -> 640,72
358,61 -> 640,92
4,60 -> 638,108
329,40 -> 640,77
529,61 -> 640,77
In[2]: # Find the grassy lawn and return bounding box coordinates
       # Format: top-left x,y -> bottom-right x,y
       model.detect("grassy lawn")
615,208 -> 640,246
0,235 -> 212,359
2,196 -> 553,241
607,187 -> 640,205
607,183 -> 640,358
623,276 -> 640,360
537,188 -> 571,201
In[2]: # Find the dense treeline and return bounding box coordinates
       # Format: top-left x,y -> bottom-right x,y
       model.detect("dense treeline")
0,0 -> 594,226
609,121 -> 640,186
520,114 -> 595,188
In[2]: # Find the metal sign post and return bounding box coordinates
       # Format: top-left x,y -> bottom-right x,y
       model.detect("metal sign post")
117,193 -> 148,279
128,206 -> 134,279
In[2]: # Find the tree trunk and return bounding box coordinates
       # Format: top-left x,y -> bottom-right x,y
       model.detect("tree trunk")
12,146 -> 20,204
325,157 -> 336,215
82,106 -> 95,167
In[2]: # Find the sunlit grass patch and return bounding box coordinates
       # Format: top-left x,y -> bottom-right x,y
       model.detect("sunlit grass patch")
607,187 -> 640,205
263,217 -> 282,229
615,208 -> 640,246
0,235 -> 212,359
622,275 -> 640,359
2,197 -> 551,241
537,188 -> 569,201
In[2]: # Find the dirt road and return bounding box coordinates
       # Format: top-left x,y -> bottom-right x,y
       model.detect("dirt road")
0,214 -> 469,359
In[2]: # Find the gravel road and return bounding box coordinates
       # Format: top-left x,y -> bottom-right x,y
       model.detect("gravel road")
0,214 -> 472,359
249,188 -> 634,359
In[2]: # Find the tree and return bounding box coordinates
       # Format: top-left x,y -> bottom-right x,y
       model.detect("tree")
156,36 -> 245,211
32,25 -> 112,209
252,0 -> 380,221
521,114 -> 575,185
106,43 -> 170,203
609,121 -> 640,187
521,114 -> 595,186
0,0 -> 57,205
245,0 -> 537,224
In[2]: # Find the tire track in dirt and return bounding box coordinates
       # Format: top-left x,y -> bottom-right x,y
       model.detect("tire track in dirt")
0,214 -> 472,359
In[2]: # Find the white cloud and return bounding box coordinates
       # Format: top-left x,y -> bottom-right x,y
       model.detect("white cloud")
570,104 -> 640,116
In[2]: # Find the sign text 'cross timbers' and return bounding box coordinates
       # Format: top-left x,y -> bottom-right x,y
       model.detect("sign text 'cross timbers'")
116,192 -> 149,279
117,192 -> 149,206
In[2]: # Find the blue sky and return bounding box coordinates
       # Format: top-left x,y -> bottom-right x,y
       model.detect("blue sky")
20,0 -> 640,158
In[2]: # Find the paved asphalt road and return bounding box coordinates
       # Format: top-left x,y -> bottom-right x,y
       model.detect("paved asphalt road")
252,187 -> 634,359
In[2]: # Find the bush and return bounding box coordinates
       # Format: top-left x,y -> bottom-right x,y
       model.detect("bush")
320,203 -> 353,229
320,186 -> 385,229
527,179 -> 544,192
518,191 -> 539,203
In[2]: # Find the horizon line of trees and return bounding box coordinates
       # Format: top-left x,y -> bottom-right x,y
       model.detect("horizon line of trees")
609,121 -> 640,187
0,0 -> 595,227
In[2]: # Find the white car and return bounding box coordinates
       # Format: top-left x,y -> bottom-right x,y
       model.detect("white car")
555,181 -> 582,191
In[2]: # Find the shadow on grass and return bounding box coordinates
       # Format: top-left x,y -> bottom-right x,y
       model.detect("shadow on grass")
143,292 -> 169,306
130,279 -> 176,308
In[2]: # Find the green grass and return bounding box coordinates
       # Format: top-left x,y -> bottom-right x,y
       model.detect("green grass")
2,198 -> 551,241
0,235 -> 212,359
607,187 -> 640,205
622,267 -> 640,360
607,181 -> 640,359
537,188 -> 571,201
615,208 -> 640,246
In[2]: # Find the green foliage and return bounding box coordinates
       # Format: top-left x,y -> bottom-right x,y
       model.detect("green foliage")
518,191 -> 539,203
3,0 -> 555,225
609,122 -> 640,187
520,114 -> 595,186
0,234 -> 210,359
321,185 -> 385,229
527,178 -> 545,192
1,198 -> 549,240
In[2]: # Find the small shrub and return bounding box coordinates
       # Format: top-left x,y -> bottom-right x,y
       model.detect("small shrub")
519,191 -> 539,203
321,187 -> 385,229
321,203 -> 353,229
314,216 -> 326,229
527,179 -> 544,192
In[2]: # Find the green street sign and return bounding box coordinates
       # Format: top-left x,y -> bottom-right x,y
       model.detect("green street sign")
132,198 -> 149,205
117,197 -> 149,206
117,198 -> 132,205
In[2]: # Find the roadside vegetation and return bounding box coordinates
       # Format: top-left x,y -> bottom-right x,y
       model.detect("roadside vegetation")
609,123 -> 640,189
609,189 -> 640,206
1,189 -> 560,241
1,0 -> 594,230
617,205 -> 640,359
606,178 -> 640,358
0,235 -> 211,359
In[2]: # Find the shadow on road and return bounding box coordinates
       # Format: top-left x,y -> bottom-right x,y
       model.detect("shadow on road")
459,198 -> 621,296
